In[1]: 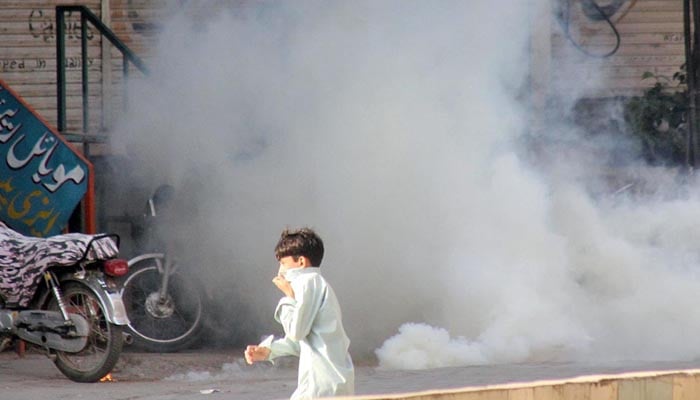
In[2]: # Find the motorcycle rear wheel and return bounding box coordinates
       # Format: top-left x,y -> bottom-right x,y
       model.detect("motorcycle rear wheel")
46,282 -> 124,382
121,258 -> 204,352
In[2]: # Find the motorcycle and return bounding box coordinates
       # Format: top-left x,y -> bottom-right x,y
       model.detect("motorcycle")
0,221 -> 129,382
119,185 -> 205,352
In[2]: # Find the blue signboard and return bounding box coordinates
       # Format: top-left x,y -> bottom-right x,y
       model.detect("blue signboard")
0,80 -> 88,237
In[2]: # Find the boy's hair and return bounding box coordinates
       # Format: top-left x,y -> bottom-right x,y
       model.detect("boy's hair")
275,228 -> 324,267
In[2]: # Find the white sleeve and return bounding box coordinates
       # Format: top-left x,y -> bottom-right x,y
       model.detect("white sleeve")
258,334 -> 300,361
274,277 -> 325,341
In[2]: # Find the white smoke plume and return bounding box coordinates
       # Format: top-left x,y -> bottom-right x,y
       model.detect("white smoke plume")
107,0 -> 700,367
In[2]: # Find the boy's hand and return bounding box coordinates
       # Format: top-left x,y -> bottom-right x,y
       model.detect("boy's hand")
273,275 -> 295,299
244,345 -> 271,364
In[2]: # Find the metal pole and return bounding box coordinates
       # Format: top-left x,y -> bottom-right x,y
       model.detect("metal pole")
123,56 -> 129,111
101,0 -> 112,131
81,12 -> 89,135
684,0 -> 696,167
692,0 -> 700,167
56,8 -> 66,132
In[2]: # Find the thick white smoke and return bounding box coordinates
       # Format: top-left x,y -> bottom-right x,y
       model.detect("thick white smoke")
109,0 -> 700,367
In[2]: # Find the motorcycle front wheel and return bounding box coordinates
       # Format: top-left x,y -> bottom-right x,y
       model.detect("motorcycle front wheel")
121,257 -> 204,352
47,282 -> 124,382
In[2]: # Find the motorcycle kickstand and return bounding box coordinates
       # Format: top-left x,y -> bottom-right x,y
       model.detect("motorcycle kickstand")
44,345 -> 56,361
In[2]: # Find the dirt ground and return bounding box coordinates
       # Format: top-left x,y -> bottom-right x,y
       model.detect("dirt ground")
114,348 -> 251,381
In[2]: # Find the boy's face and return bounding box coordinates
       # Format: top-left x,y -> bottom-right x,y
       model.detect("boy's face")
277,255 -> 304,276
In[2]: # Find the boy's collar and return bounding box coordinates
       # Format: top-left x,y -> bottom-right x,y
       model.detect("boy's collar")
285,267 -> 315,279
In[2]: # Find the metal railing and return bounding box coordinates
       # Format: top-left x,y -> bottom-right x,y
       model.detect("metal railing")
55,5 -> 149,140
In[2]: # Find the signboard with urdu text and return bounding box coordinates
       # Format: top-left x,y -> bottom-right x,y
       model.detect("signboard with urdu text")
0,79 -> 88,237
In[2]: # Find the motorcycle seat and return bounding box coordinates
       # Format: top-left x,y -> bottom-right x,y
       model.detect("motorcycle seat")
0,221 -> 119,307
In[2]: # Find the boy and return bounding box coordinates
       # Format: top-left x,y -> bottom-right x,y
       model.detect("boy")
245,228 -> 355,399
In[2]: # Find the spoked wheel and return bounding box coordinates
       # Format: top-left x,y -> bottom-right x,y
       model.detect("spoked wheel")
121,257 -> 204,352
47,282 -> 124,382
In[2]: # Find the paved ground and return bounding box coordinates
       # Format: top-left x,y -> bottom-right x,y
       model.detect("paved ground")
2,347 -> 700,399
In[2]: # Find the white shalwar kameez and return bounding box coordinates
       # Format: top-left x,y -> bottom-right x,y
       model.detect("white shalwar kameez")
261,267 -> 354,400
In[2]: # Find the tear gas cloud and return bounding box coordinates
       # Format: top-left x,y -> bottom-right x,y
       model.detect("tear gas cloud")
109,0 -> 700,366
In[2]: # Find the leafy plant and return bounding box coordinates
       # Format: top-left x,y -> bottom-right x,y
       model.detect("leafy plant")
623,66 -> 688,165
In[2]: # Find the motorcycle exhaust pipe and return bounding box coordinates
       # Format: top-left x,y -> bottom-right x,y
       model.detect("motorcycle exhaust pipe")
122,332 -> 133,345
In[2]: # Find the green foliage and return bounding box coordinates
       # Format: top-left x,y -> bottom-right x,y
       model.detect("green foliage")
623,66 -> 688,165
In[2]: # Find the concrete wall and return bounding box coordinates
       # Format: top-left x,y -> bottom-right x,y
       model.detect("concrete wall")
337,369 -> 700,400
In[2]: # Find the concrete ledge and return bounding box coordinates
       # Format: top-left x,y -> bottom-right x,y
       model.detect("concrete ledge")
337,369 -> 700,400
